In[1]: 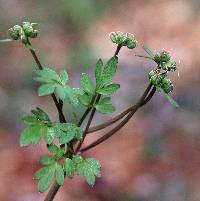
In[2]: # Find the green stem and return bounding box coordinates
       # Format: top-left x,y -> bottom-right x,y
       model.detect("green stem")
80,84 -> 154,153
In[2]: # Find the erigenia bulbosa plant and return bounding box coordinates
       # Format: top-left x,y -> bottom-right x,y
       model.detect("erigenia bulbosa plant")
0,23 -> 179,201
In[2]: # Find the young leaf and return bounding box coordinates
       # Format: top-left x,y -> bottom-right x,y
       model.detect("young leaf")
43,126 -> 56,144
38,83 -> 55,96
37,165 -> 56,192
63,85 -> 79,105
31,107 -> 50,122
95,97 -> 115,114
59,69 -> 69,84
55,163 -> 65,185
55,84 -> 66,100
64,158 -> 76,178
97,83 -> 120,95
54,123 -> 82,144
81,73 -> 94,95
20,125 -> 43,146
39,155 -> 55,165
47,144 -> 60,155
95,59 -> 104,89
75,157 -> 101,186
79,93 -> 91,106
100,56 -> 118,87
142,45 -> 155,59
22,116 -> 40,125
163,92 -> 179,108
35,68 -> 60,82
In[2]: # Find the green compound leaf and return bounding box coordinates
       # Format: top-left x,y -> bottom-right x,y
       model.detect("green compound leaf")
35,68 -> 79,105
73,156 -> 101,186
54,123 -> 82,144
55,163 -> 65,185
163,92 -> 179,108
20,108 -> 56,146
64,158 -> 76,178
97,83 -> 120,95
34,165 -> 56,193
95,59 -> 104,89
38,83 -> 55,96
81,73 -> 94,95
95,97 -> 115,114
39,155 -> 55,165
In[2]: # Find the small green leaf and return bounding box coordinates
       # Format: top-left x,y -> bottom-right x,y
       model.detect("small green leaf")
59,69 -> 69,85
43,126 -> 56,144
102,56 -> 118,85
81,73 -> 94,95
97,83 -> 120,95
35,68 -> 60,82
55,84 -> 66,100
142,45 -> 155,59
54,123 -> 82,144
33,167 -> 49,180
75,157 -> 101,186
79,93 -> 91,106
39,155 -> 55,165
163,92 -> 179,108
95,59 -> 103,89
64,85 -> 79,105
31,107 -> 50,121
64,158 -> 76,178
22,116 -> 40,125
47,144 -> 60,155
55,163 -> 65,185
38,165 -> 55,192
38,83 -> 55,96
20,125 -> 43,146
95,97 -> 115,114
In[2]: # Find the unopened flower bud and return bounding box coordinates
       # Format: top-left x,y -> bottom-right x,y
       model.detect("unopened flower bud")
29,30 -> 39,38
22,22 -> 34,37
161,78 -> 173,94
9,28 -> 19,40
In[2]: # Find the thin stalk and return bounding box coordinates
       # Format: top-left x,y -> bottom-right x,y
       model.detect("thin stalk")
87,86 -> 156,134
28,40 -> 66,123
80,84 -> 153,153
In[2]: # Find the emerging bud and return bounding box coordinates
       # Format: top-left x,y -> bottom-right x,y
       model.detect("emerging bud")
161,78 -> 173,94
9,25 -> 22,40
109,31 -> 136,49
22,22 -> 34,37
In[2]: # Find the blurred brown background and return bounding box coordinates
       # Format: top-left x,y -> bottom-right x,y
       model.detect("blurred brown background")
0,0 -> 200,201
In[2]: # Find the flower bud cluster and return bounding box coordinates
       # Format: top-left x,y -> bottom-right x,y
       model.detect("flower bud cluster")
148,70 -> 173,94
109,31 -> 137,49
153,50 -> 176,72
8,22 -> 38,44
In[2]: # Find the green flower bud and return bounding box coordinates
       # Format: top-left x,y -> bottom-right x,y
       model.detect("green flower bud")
160,51 -> 171,62
148,70 -> 166,87
29,30 -> 39,38
109,31 -> 137,49
22,22 -> 34,37
126,33 -> 137,49
161,78 -> 173,94
9,28 -> 19,40
13,25 -> 22,34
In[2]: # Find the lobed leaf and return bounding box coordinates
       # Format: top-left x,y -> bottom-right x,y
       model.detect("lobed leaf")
81,73 -> 94,95
95,97 -> 115,114
97,83 -> 120,95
